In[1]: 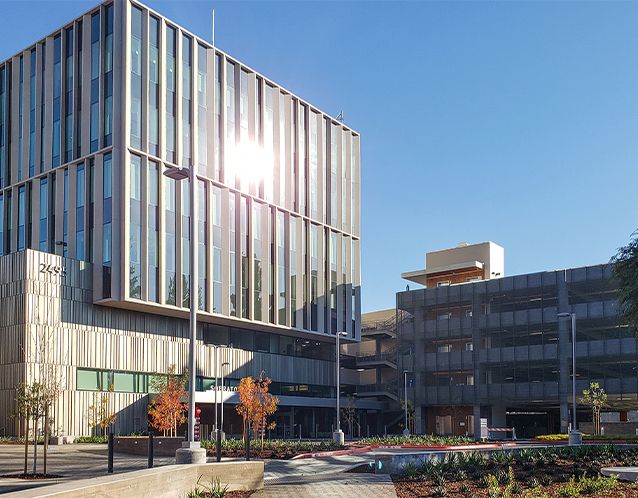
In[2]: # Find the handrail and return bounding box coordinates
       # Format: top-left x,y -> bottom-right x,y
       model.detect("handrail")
357,382 -> 398,395
361,310 -> 412,332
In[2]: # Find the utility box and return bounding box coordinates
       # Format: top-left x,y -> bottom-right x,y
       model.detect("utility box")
480,418 -> 488,439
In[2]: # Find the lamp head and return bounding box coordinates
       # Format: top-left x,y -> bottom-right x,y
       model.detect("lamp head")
163,166 -> 190,181
557,313 -> 572,318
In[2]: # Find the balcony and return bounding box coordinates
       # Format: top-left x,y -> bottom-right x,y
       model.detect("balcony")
356,346 -> 397,369
356,382 -> 398,402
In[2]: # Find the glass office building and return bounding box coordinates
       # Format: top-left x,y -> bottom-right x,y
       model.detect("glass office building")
0,0 -> 367,438
397,264 -> 633,438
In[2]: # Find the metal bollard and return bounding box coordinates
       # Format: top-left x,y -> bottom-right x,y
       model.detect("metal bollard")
107,433 -> 114,473
148,431 -> 154,468
245,422 -> 250,461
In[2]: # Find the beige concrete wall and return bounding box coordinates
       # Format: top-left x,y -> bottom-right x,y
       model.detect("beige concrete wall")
2,461 -> 264,498
426,241 -> 504,279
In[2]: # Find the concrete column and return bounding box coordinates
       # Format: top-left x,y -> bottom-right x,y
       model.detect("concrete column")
491,402 -> 507,428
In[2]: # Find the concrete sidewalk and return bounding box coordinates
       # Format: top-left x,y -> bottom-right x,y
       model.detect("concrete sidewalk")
0,443 -> 398,497
0,443 -> 174,495
251,453 -> 397,498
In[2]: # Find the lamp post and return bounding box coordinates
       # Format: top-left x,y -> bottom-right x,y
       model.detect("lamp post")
333,331 -> 347,445
221,360 -> 230,435
558,312 -> 581,446
403,370 -> 411,437
165,166 -> 206,464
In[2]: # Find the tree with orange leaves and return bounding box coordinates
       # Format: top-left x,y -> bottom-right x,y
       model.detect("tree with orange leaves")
236,372 -> 279,450
148,365 -> 188,437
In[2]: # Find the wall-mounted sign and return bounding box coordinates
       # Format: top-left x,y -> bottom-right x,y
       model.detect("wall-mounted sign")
39,263 -> 67,278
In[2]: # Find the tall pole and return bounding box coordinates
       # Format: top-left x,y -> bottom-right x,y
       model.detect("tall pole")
558,311 -> 580,445
571,313 -> 576,432
336,332 -> 340,431
221,360 -> 229,434
403,370 -> 410,436
333,332 -> 346,445
214,346 -> 218,434
188,171 -> 197,445
167,167 -> 205,463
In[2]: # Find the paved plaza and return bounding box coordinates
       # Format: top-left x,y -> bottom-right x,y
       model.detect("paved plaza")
0,443 -> 396,497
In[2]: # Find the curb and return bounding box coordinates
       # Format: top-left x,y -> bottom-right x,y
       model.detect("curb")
364,443 -> 517,450
291,442 -> 517,459
291,445 -> 373,459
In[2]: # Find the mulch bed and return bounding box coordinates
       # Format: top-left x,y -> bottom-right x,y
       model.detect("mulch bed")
226,492 -> 254,498
351,461 -> 638,497
1,473 -> 64,479
390,461 -> 638,498
206,449 -> 299,459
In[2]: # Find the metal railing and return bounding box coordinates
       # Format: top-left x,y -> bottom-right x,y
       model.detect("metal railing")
361,310 -> 412,333
356,382 -> 398,397
356,345 -> 397,365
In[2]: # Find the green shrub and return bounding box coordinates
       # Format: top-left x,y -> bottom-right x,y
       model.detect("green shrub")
495,468 -> 510,485
578,473 -> 618,494
434,472 -> 447,486
200,476 -> 228,498
432,486 -> 447,497
540,475 -> 552,486
403,462 -> 419,480
478,474 -> 490,488
555,475 -> 580,497
75,436 -> 108,443
528,477 -> 540,488
0,436 -> 12,443
454,469 -> 467,482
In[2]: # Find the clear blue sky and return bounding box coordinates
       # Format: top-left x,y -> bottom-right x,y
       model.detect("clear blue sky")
2,1 -> 637,313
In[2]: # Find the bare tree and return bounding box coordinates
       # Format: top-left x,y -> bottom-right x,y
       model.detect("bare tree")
17,283 -> 66,476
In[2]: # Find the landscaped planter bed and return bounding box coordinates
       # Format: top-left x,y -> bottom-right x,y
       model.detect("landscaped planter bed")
382,446 -> 638,497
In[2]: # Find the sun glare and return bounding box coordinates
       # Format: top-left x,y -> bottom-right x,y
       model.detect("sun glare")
232,142 -> 273,191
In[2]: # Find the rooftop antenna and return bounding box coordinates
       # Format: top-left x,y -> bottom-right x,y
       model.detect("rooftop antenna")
212,9 -> 215,47
336,111 -> 343,123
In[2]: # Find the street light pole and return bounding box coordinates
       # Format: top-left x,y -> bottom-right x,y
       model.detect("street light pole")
333,331 -> 347,445
558,312 -> 581,445
221,360 -> 230,434
165,166 -> 206,464
403,370 -> 410,437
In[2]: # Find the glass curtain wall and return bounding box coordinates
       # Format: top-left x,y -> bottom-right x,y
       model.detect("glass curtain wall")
149,17 -> 159,156
64,29 -> 73,164
165,26 -> 176,163
148,161 -> 159,302
130,7 -> 142,150
76,162 -> 85,260
129,155 -> 142,298
89,14 -> 99,153
103,5 -> 113,147
29,49 -> 36,175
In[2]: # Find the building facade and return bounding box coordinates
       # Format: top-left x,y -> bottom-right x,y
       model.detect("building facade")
398,258 -> 633,439
0,0 -> 367,438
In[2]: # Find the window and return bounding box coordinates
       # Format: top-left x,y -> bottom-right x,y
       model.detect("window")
129,154 -> 142,298
130,6 -> 142,150
437,344 -> 451,353
437,280 -> 451,287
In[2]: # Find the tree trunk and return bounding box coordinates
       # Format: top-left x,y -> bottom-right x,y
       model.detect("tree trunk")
23,413 -> 29,475
43,405 -> 49,477
33,417 -> 38,475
